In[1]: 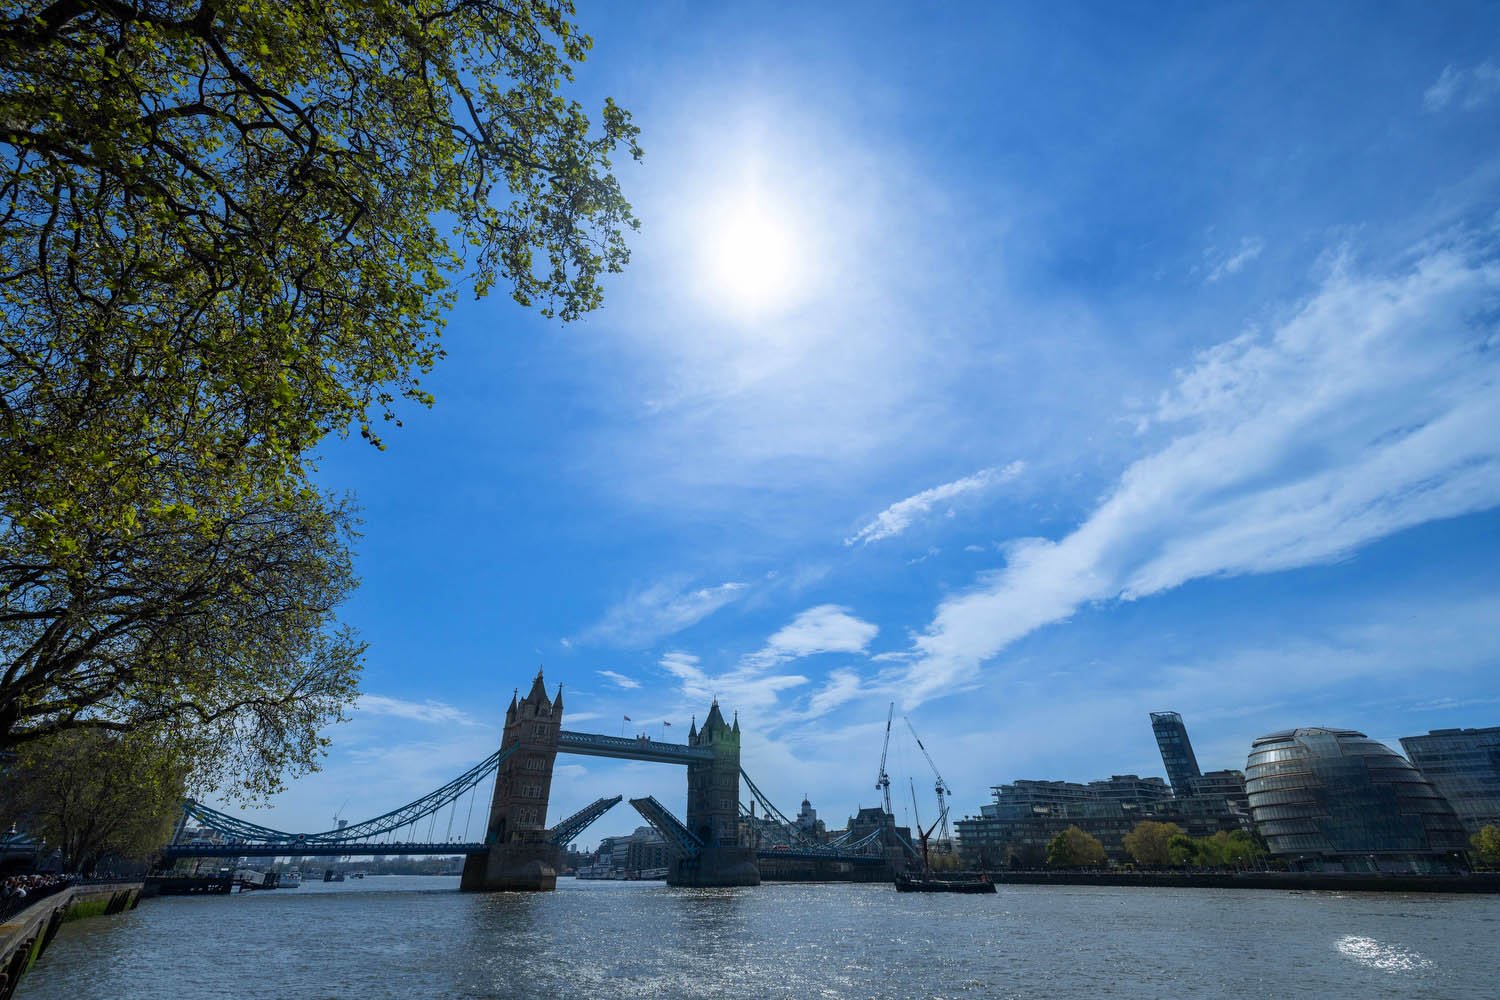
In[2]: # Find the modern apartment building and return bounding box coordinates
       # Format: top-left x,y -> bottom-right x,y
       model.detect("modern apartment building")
1400,727 -> 1500,836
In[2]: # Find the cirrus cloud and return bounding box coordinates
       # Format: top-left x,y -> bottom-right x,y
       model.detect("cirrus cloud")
901,239 -> 1500,704
846,462 -> 1025,546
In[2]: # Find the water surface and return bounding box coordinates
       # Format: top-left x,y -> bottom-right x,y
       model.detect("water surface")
19,876 -> 1499,999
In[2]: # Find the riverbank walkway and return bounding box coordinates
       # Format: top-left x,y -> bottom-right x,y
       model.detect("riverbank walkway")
0,881 -> 143,1000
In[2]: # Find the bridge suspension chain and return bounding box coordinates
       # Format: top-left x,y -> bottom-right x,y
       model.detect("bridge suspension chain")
179,744 -> 514,846
738,767 -> 822,848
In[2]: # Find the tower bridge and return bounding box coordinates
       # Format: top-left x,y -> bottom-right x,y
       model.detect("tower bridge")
165,670 -> 904,889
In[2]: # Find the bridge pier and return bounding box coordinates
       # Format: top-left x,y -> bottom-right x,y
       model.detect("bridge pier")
461,671 -> 561,892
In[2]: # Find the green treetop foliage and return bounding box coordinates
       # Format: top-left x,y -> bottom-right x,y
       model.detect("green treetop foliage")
1166,828 -> 1265,868
1,0 -> 640,537
1122,820 -> 1183,867
0,0 -> 638,791
1472,825 -> 1500,868
1045,825 -> 1107,868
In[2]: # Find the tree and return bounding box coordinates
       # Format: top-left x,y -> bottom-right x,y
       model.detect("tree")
1122,821 -> 1182,867
1202,829 -> 1265,868
1,484 -> 361,795
1045,825 -> 1107,868
1473,825 -> 1500,868
0,728 -> 186,874
1167,832 -> 1198,866
0,1 -> 639,786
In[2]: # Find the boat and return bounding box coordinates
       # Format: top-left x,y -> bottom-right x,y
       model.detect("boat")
145,873 -> 234,896
350,871 -> 366,879
322,868 -> 345,882
233,868 -> 278,890
893,791 -> 996,894
574,863 -> 614,880
895,872 -> 996,894
279,869 -> 302,888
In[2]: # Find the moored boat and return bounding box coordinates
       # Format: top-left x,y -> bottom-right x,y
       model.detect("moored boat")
895,872 -> 996,894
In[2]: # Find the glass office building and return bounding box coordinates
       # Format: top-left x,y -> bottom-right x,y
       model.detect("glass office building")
1151,711 -> 1202,795
1245,727 -> 1469,874
1400,727 -> 1500,836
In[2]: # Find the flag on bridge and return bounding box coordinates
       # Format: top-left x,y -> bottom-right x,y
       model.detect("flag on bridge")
623,714 -> 631,721
663,720 -> 672,727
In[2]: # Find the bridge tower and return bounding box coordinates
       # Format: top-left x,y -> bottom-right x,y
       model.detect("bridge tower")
461,669 -> 562,892
674,701 -> 761,887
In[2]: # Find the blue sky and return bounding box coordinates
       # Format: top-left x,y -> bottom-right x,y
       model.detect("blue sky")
236,2 -> 1500,847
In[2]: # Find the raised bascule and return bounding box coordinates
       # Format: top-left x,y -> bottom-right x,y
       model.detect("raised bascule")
165,669 -> 901,889
461,671 -> 759,890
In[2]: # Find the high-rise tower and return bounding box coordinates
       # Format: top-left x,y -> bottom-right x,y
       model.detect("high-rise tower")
1150,711 -> 1202,796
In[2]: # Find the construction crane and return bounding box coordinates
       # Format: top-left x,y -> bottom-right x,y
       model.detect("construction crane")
905,716 -> 953,848
876,702 -> 894,816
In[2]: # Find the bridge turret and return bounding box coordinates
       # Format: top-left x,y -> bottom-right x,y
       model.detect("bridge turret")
678,700 -> 759,887
462,671 -> 563,892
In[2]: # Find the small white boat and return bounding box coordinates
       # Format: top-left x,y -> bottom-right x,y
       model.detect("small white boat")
279,870 -> 302,887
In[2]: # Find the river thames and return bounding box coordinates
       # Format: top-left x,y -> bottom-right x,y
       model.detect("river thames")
18,877 -> 1500,999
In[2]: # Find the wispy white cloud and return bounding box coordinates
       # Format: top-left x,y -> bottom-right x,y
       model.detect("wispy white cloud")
1205,236 -> 1265,283
805,668 -> 866,718
1424,61 -> 1500,112
658,650 -> 808,715
652,607 -> 879,727
846,462 -> 1025,546
355,694 -> 481,727
578,578 -> 747,647
596,669 -> 642,690
744,604 -> 879,669
901,240 -> 1500,704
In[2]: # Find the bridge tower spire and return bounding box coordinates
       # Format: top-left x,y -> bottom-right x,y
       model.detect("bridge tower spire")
461,669 -> 563,892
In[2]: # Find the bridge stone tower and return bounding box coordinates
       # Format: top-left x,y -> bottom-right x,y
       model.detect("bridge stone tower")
674,701 -> 760,887
461,670 -> 562,892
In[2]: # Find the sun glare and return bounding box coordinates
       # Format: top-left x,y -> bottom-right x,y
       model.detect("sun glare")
704,195 -> 803,314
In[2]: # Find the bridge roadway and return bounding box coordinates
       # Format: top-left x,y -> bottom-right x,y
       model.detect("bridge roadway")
161,842 -> 486,859
556,730 -> 713,765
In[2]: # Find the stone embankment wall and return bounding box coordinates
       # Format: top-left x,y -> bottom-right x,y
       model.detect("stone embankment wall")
988,870 -> 1500,893
0,883 -> 142,1000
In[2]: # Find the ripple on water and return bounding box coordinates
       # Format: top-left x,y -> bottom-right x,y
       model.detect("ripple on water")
1334,934 -> 1434,973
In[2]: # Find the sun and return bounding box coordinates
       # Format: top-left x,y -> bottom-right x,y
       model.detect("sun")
703,194 -> 803,314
